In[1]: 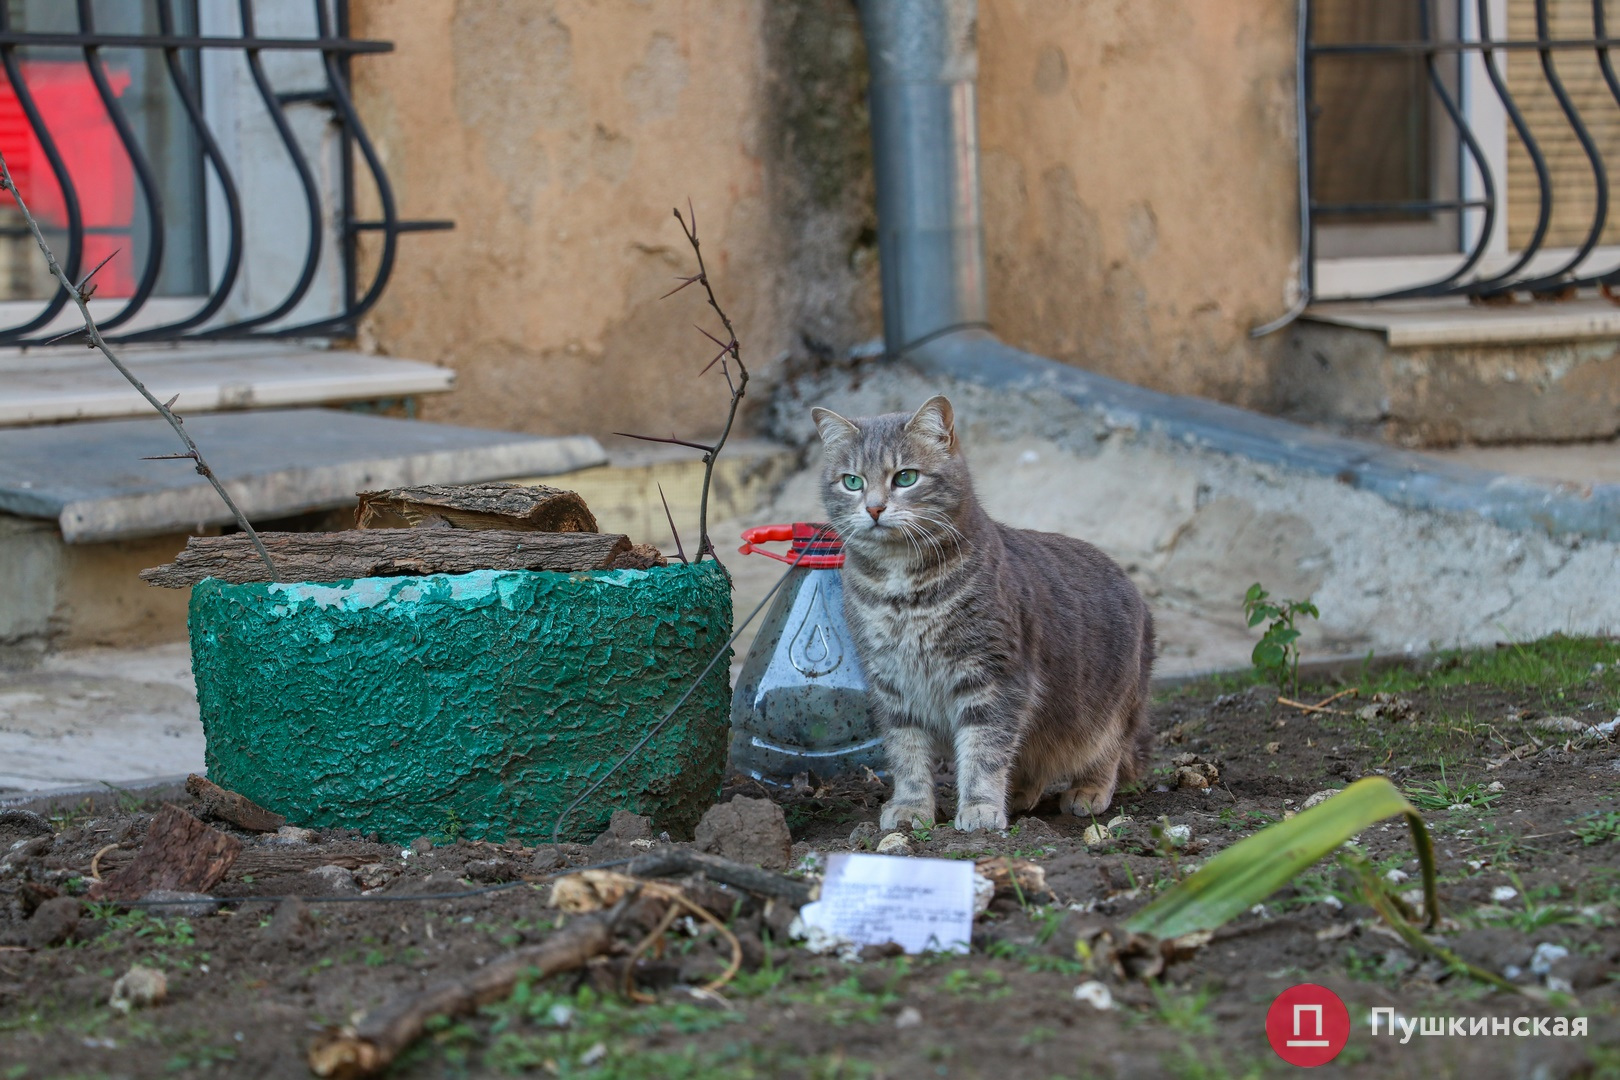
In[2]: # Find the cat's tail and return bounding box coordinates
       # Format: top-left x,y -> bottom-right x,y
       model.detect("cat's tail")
1123,608 -> 1157,781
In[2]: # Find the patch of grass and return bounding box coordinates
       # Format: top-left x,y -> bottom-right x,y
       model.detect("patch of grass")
1473,875 -> 1582,933
1146,983 -> 1216,1037
1366,634 -> 1620,705
1573,810 -> 1620,846
1405,766 -> 1501,812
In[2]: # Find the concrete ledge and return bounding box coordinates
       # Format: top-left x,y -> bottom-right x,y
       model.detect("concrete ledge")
910,330 -> 1620,543
1305,297 -> 1620,348
0,342 -> 454,426
0,409 -> 607,543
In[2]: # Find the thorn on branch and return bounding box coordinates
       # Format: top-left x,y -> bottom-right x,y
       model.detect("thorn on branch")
141,452 -> 198,461
162,393 -> 180,410
75,248 -> 120,294
657,483 -> 688,565
660,274 -> 704,300
612,431 -> 716,455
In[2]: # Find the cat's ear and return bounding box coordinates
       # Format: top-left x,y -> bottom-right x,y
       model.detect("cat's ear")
905,395 -> 956,450
811,407 -> 860,448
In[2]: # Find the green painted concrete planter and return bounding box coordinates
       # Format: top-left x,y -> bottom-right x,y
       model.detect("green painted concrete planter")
189,561 -> 732,844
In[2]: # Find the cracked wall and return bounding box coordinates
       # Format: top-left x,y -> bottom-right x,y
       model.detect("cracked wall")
347,1 -> 1304,440
346,0 -> 878,442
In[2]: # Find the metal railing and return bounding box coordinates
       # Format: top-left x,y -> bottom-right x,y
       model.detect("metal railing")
1304,0 -> 1620,303
0,0 -> 449,345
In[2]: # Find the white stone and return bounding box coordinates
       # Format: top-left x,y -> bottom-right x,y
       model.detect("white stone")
1490,885 -> 1519,903
1073,981 -> 1114,1010
876,833 -> 913,856
109,966 -> 167,1013
1530,942 -> 1569,976
895,1006 -> 923,1029
1301,789 -> 1342,810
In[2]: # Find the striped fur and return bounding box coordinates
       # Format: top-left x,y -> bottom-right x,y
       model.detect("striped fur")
812,396 -> 1156,832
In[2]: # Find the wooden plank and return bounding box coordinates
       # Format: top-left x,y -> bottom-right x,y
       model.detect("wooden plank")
140,529 -> 632,587
356,482 -> 598,533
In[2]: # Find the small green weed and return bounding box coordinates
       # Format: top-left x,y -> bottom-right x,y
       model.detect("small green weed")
1405,766 -> 1501,812
1243,583 -> 1318,695
1573,810 -> 1620,846
1147,983 -> 1216,1036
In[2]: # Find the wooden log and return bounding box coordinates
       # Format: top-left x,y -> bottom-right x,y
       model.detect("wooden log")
90,805 -> 241,902
228,849 -> 386,878
141,530 -> 632,588
307,911 -> 616,1078
356,483 -> 598,533
185,774 -> 285,833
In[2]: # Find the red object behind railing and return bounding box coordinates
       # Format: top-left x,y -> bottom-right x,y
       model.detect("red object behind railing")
0,61 -> 134,295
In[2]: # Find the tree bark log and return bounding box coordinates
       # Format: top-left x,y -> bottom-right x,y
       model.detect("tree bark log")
356,483 -> 598,533
141,530 -> 632,587
185,774 -> 285,833
89,804 -> 241,901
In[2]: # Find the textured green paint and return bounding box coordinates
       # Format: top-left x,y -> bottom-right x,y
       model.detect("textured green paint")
189,561 -> 732,843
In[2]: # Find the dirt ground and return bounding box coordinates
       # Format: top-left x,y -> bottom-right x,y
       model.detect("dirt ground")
3,636 -> 1619,1079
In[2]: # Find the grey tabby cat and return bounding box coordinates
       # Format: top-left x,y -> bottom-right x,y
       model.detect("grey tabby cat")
812,395 -> 1155,832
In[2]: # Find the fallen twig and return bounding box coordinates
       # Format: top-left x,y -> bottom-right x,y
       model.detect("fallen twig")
624,848 -> 815,907
0,151 -> 275,577
1277,696 -> 1344,716
307,909 -> 620,1079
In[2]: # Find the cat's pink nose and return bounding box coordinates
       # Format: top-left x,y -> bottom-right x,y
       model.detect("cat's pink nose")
867,505 -> 885,522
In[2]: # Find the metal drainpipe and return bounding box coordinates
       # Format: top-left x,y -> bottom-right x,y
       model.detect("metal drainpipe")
858,0 -> 990,355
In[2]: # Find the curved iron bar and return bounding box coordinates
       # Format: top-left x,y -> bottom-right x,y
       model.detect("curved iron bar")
197,0 -> 324,336
1355,0 -> 1499,301
1509,0 -> 1608,292
75,0 -> 165,332
1576,0 -> 1620,286
1455,0 -> 1555,294
117,0 -> 245,341
0,27 -> 85,339
267,0 -> 397,336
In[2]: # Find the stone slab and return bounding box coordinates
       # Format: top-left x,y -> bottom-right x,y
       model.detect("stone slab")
0,342 -> 454,426
1305,297 -> 1620,348
0,409 -> 607,542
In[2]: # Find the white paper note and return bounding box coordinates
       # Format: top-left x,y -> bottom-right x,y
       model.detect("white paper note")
796,853 -> 974,954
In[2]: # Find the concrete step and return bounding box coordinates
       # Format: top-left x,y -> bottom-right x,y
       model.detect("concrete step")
0,342 -> 454,427
0,408 -> 605,543
1283,296 -> 1620,447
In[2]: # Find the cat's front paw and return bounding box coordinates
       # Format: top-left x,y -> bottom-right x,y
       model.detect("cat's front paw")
954,802 -> 1007,832
879,801 -> 935,830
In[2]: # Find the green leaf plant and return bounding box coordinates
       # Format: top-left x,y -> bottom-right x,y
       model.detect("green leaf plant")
1243,583 -> 1318,696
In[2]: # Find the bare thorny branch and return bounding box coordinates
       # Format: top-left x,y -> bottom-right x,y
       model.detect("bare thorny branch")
0,150 -> 275,577
618,201 -> 747,562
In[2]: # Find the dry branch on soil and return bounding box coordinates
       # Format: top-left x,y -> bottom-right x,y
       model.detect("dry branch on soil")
356,483 -> 599,533
184,774 -> 285,833
89,804 -> 241,902
141,529 -> 632,587
307,910 -> 618,1079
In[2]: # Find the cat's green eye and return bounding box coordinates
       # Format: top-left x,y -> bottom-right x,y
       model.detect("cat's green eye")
842,474 -> 865,491
894,469 -> 919,487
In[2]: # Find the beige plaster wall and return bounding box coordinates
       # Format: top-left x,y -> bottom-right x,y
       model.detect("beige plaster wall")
349,1 -> 1301,436
975,0 -> 1300,408
347,0 -> 878,442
